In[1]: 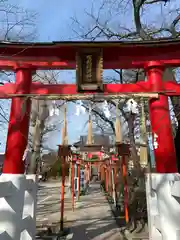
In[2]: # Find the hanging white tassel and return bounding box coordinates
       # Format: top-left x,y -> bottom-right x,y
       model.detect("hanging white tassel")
81,105 -> 86,114
126,98 -> 139,114
75,100 -> 86,116
103,100 -> 111,118
49,100 -> 60,116
49,107 -> 55,116
54,108 -> 60,116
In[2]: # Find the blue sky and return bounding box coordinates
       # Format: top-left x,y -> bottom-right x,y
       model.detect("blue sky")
15,0 -> 92,41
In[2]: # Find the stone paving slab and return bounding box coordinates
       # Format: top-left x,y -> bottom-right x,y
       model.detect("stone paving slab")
36,180 -> 71,228
65,182 -> 123,240
36,180 -> 72,239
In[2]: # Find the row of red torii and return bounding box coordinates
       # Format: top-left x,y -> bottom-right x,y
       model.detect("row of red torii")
0,39 -> 180,240
70,150 -> 129,222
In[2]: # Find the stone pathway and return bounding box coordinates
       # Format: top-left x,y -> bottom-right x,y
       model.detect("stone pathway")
36,180 -> 123,239
65,182 -> 123,240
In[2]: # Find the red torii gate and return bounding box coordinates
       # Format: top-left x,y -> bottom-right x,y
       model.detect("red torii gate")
1,39 -> 180,175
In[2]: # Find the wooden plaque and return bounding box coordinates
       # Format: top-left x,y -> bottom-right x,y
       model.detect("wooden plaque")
76,48 -> 103,92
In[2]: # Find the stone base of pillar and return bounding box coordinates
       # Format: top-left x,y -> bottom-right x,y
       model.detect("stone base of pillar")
146,173 -> 180,240
0,174 -> 37,240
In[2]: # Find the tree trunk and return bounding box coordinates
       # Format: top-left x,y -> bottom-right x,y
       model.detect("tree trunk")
28,120 -> 44,174
127,113 -> 141,173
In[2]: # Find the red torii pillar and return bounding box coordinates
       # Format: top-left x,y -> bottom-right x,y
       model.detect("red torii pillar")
0,67 -> 34,240
146,62 -> 179,239
146,62 -> 177,173
3,66 -> 32,174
